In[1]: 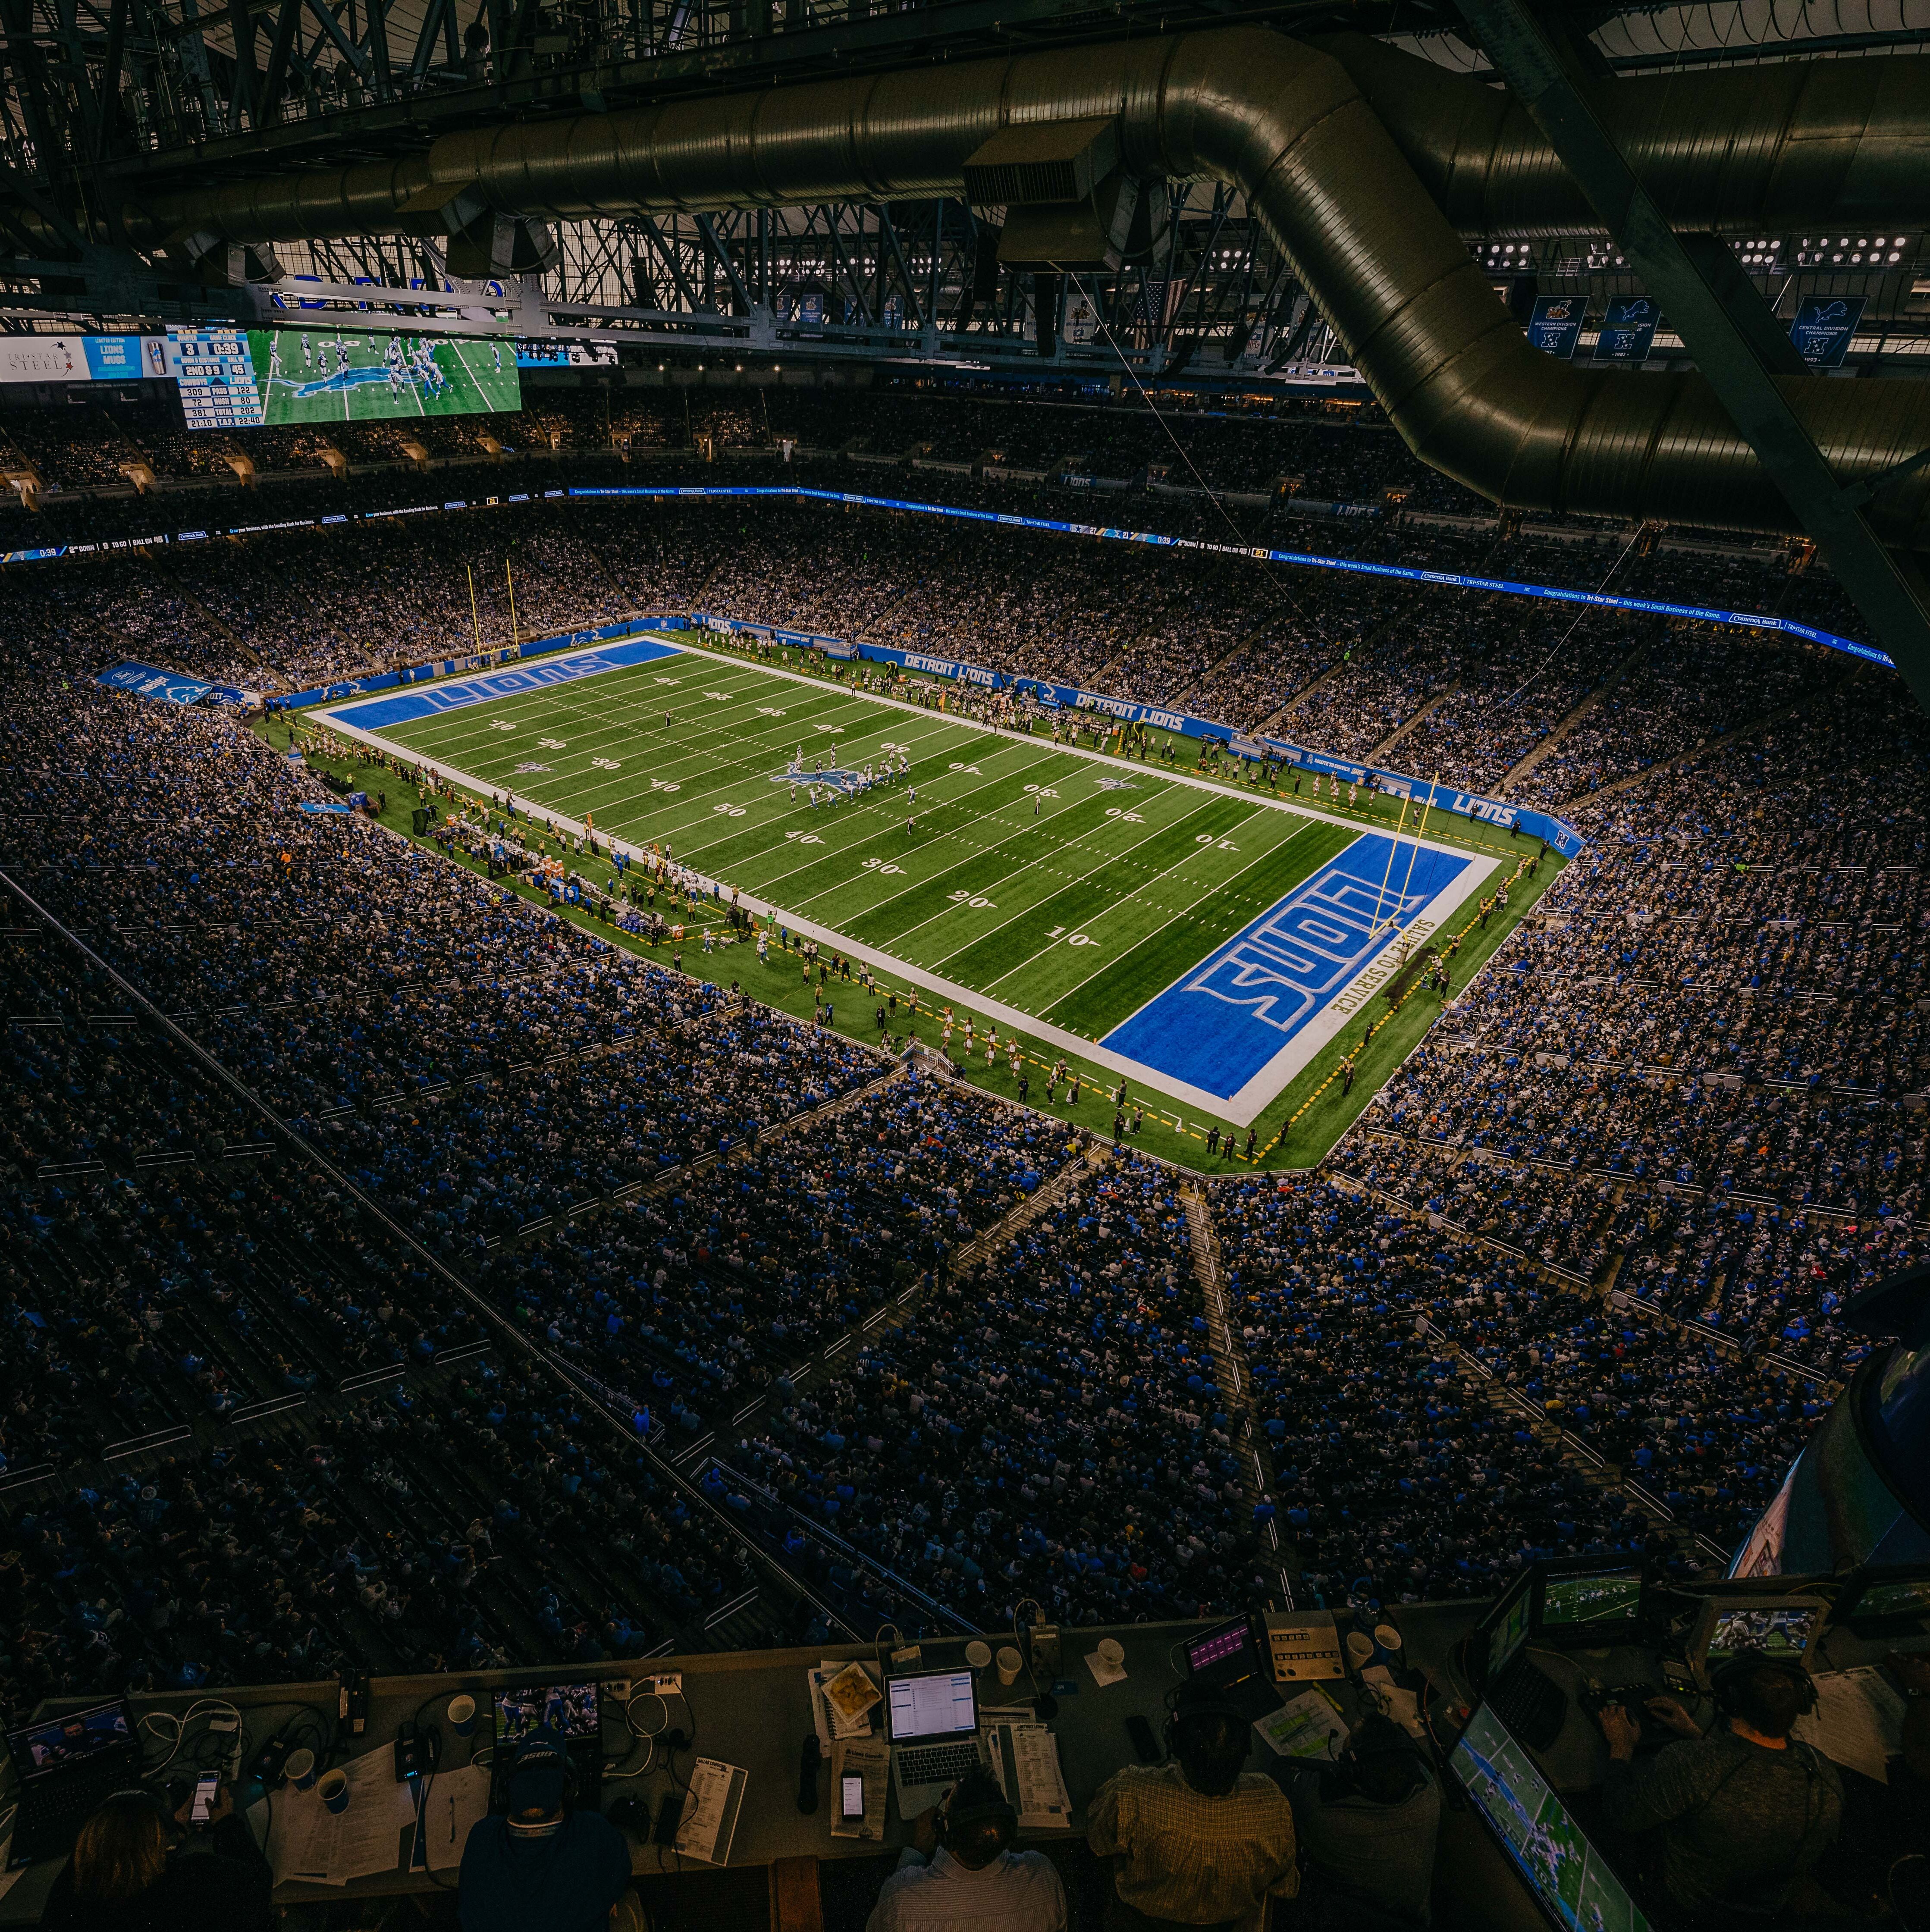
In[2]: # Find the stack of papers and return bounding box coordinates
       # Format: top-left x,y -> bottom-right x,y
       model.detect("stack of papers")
1793,1667 -> 1908,1784
674,1758 -> 748,1866
260,1752 -> 415,1886
829,1736 -> 890,1841
809,1660 -> 880,1748
983,1721 -> 1073,1831
1253,1688 -> 1349,1763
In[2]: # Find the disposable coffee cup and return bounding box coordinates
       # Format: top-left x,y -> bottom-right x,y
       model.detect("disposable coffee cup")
1373,1624 -> 1403,1657
996,1645 -> 1023,1688
317,1767 -> 351,1815
284,1747 -> 317,1791
1097,1639 -> 1125,1669
447,1693 -> 477,1737
1346,1632 -> 1375,1669
964,1640 -> 992,1670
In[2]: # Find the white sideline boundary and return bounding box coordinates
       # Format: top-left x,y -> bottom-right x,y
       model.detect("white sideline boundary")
315,634 -> 1501,1127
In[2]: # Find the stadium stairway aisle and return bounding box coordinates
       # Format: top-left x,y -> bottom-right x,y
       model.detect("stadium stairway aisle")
690,1123 -> 1092,1468
1183,1185 -> 1294,1604
1318,1165 -> 1735,1566
0,865 -> 860,1656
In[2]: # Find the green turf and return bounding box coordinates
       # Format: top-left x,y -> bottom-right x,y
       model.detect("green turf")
248,328 -> 521,425
272,650 -> 1564,1170
345,639 -> 1512,1124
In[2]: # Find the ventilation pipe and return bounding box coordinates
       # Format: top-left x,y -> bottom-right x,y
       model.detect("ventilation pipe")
1312,33 -> 1930,241
114,27 -> 1930,548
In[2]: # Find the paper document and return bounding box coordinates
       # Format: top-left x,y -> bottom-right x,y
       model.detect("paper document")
674,1757 -> 748,1865
810,1661 -> 879,1749
829,1736 -> 890,1841
1252,1688 -> 1349,1762
420,1763 -> 493,1870
983,1721 -> 1072,1831
1794,1667 -> 1908,1784
264,1751 -> 414,1885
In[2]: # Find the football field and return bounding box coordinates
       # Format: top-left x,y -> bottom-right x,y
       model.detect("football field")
248,329 -> 521,424
319,637 -> 1500,1127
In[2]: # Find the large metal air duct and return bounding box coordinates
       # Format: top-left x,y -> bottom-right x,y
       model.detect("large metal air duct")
119,28 -> 1930,549
1312,33 -> 1930,240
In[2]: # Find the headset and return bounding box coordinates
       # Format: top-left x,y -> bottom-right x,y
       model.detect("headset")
1709,1650 -> 1820,1722
1161,1684 -> 1256,1767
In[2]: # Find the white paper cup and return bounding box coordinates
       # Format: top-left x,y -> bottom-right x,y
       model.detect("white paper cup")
447,1693 -> 477,1737
1346,1632 -> 1375,1669
996,1645 -> 1023,1688
1097,1638 -> 1125,1669
284,1747 -> 316,1791
964,1640 -> 992,1670
317,1767 -> 351,1815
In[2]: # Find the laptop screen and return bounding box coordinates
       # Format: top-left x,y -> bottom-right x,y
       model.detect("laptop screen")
9,1700 -> 136,1782
493,1682 -> 601,1746
886,1671 -> 977,1744
1450,1700 -> 1653,1932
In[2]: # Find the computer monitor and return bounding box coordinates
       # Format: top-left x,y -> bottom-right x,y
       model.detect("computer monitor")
885,1670 -> 978,1745
1184,1616 -> 1263,1684
1478,1570 -> 1536,1688
1534,1560 -> 1647,1649
1450,1699 -> 1654,1932
1703,1604 -> 1819,1665
1832,1568 -> 1930,1636
6,1700 -> 136,1781
493,1681 -> 601,1746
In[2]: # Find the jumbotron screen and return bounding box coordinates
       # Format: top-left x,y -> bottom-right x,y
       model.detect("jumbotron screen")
166,326 -> 521,430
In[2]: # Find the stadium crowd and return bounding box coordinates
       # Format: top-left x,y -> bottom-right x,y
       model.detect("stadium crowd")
0,380 -> 1917,1716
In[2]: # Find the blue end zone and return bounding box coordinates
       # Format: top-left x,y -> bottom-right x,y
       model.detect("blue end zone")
1101,835 -> 1479,1100
326,636 -> 684,729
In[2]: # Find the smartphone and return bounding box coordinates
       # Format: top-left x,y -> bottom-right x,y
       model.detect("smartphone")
1125,1715 -> 1161,1764
190,1772 -> 221,1827
840,1773 -> 865,1820
653,1791 -> 685,1846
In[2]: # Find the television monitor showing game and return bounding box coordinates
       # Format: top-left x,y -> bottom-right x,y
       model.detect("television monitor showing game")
1538,1565 -> 1646,1640
1834,1569 -> 1930,1634
1704,1604 -> 1818,1662
493,1681 -> 600,1744
167,326 -> 520,430
1451,1700 -> 1654,1932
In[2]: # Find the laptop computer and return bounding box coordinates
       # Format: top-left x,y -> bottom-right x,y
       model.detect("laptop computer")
1182,1616 -> 1284,1724
887,1669 -> 989,1816
487,1681 -> 603,1816
6,1698 -> 142,1868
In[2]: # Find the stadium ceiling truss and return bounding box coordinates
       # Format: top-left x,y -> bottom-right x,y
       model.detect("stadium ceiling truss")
2,0 -> 1930,376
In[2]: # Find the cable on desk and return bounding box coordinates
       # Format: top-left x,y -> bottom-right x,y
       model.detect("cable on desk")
1886,1851 -> 1927,1932
408,1689 -> 462,1893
